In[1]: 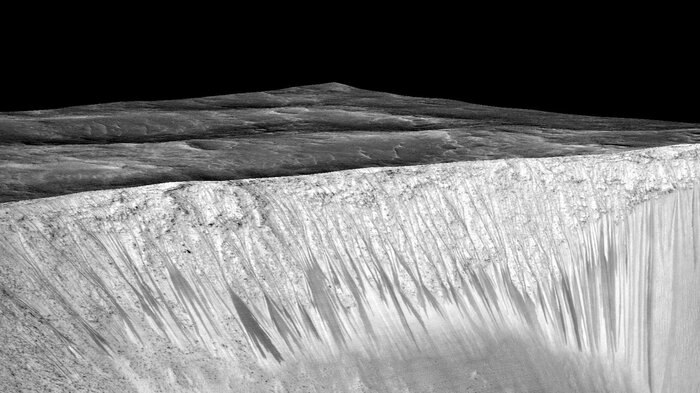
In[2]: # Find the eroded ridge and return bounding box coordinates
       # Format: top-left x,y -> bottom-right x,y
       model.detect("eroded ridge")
2,83 -> 699,203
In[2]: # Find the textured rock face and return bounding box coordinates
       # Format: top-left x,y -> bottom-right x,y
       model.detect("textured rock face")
1,144 -> 699,392
1,83 -> 699,203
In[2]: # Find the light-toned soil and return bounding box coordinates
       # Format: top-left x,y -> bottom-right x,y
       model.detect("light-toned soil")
1,144 -> 699,392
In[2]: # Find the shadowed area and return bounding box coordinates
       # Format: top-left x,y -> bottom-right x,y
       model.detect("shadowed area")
1,82 -> 699,203
1,145 -> 699,391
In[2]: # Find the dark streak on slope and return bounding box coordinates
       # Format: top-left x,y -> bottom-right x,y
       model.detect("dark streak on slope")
1,145 -> 699,391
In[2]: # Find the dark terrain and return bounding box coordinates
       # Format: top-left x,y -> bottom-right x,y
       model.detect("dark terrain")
1,82 -> 698,203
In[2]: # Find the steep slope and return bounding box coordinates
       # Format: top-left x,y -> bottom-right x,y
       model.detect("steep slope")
1,83 -> 699,203
1,144 -> 699,392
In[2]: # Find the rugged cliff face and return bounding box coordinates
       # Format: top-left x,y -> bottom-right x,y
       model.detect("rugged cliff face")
1,144 -> 699,392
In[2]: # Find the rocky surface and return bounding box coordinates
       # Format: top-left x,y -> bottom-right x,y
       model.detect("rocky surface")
1,143 -> 699,392
2,82 -> 699,203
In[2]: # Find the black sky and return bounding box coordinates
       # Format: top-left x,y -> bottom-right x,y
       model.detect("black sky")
2,27 -> 697,123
